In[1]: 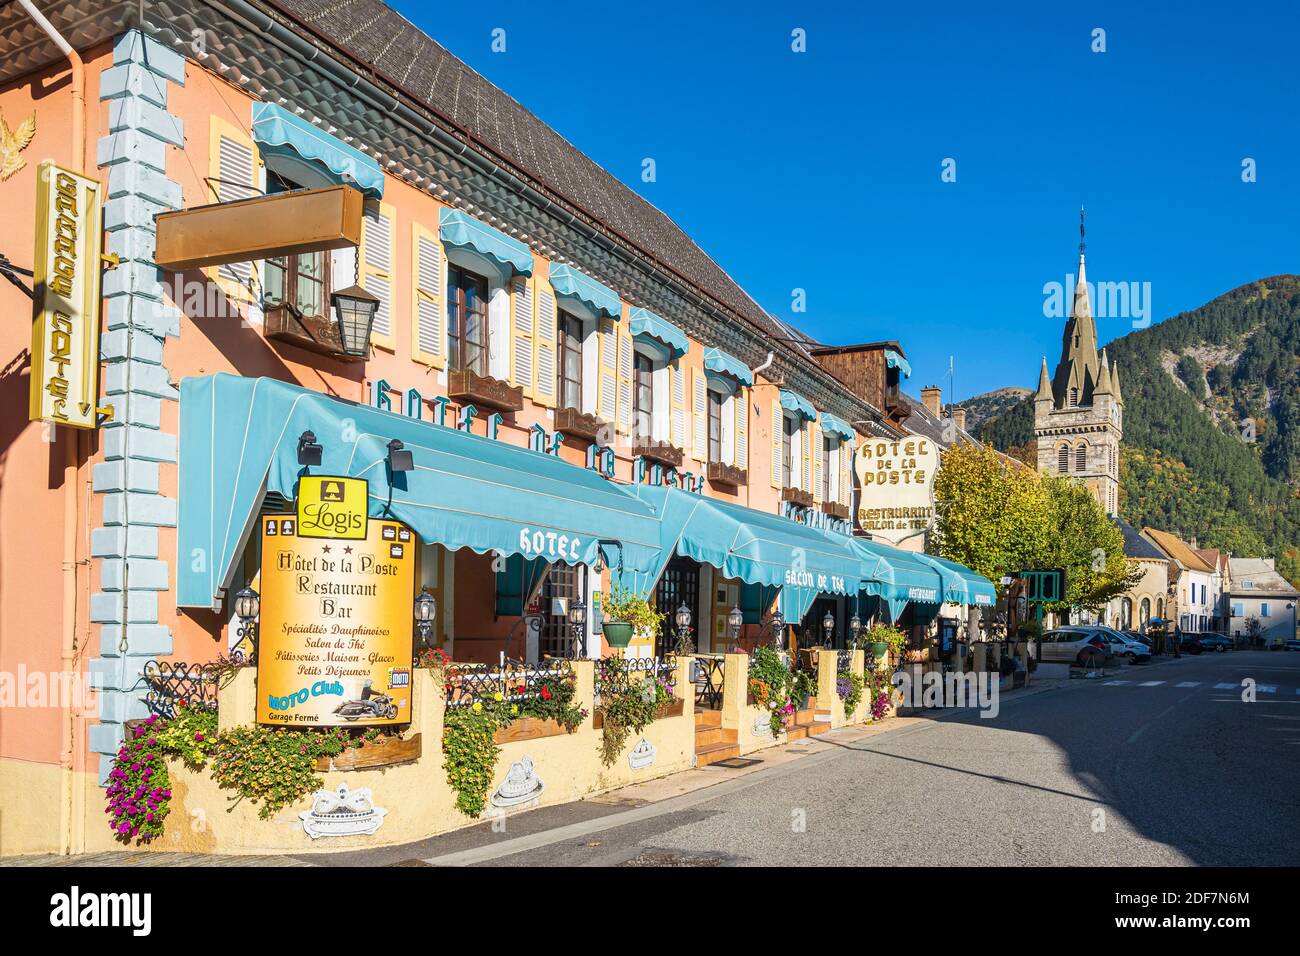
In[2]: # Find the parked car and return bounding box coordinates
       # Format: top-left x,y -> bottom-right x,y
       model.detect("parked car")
1196,633 -> 1232,653
1040,628 -> 1112,666
1177,632 -> 1203,654
1283,639 -> 1300,652
1122,629 -> 1153,648
1074,625 -> 1151,662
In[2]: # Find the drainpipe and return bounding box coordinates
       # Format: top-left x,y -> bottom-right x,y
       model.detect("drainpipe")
20,0 -> 86,855
752,351 -> 774,379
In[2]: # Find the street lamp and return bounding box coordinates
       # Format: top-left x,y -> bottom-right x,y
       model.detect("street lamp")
233,585 -> 260,665
727,605 -> 743,645
822,609 -> 835,647
413,589 -> 437,649
568,598 -> 587,659
674,602 -> 694,655
331,284 -> 381,357
296,430 -> 322,467
849,614 -> 862,649
768,609 -> 784,648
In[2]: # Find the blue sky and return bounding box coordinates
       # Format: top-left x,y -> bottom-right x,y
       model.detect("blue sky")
395,0 -> 1299,401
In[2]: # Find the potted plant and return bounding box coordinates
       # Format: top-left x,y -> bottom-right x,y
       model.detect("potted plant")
601,584 -> 661,650
864,623 -> 902,660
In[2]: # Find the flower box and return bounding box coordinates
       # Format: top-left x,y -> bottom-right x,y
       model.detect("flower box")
707,461 -> 748,488
822,501 -> 850,519
492,716 -> 574,744
592,697 -> 683,730
781,486 -> 814,508
554,406 -> 609,443
313,733 -> 422,771
633,440 -> 684,468
448,368 -> 524,412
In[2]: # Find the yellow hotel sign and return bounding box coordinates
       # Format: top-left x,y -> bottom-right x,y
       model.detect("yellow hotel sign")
296,475 -> 369,540
29,161 -> 103,429
257,514 -> 415,727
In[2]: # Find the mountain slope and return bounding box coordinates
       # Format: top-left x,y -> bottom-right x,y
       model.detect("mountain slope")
971,275 -> 1300,583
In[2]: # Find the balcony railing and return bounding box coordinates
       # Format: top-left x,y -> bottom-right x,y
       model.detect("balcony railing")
264,304 -> 364,362
633,439 -> 684,469
781,486 -> 814,508
554,407 -> 609,443
447,368 -> 524,412
822,501 -> 850,519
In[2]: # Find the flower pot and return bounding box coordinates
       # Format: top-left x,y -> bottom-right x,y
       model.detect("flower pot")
603,622 -> 634,648
869,642 -> 890,659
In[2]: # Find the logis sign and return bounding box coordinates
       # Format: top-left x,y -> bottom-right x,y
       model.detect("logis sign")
854,437 -> 938,543
29,161 -> 104,429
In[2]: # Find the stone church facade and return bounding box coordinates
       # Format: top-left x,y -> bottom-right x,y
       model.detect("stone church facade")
1034,226 -> 1124,514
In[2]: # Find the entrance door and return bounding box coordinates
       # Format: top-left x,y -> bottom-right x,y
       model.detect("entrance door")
538,564 -> 586,658
655,557 -> 701,657
710,576 -> 740,654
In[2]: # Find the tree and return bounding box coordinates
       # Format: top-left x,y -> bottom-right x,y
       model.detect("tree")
932,444 -> 1047,584
1040,475 -> 1144,610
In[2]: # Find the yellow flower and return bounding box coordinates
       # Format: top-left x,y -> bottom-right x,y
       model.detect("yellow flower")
510,705 -> 519,716
493,692 -> 504,702
472,702 -> 483,713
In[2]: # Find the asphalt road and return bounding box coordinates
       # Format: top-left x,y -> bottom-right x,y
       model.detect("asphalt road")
446,650 -> 1300,867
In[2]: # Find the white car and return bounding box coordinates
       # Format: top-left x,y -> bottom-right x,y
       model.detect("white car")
1093,626 -> 1151,661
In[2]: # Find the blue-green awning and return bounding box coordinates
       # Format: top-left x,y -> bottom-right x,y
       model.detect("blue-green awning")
702,347 -> 753,387
548,264 -> 622,319
916,553 -> 997,607
439,208 -> 534,277
623,486 -> 862,607
778,389 -> 818,422
251,102 -> 384,199
885,349 -> 912,378
177,374 -> 662,610
818,412 -> 854,441
849,537 -> 945,621
628,307 -> 688,358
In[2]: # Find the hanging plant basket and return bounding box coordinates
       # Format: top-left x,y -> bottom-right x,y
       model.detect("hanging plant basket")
869,641 -> 890,659
603,622 -> 634,648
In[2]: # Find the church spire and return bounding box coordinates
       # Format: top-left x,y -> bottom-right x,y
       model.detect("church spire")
1096,347 -> 1113,395
1051,207 -> 1101,407
1036,356 -> 1052,401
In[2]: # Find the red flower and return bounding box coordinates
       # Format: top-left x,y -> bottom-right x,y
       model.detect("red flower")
541,685 -> 551,700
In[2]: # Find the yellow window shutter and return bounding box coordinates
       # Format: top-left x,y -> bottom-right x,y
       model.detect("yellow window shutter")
510,275 -> 534,397
841,440 -> 854,506
411,223 -> 445,367
801,423 -> 811,491
670,360 -> 686,450
208,116 -> 259,300
812,421 -> 823,502
599,319 -> 617,424
360,200 -> 396,350
770,401 -> 783,489
692,369 -> 708,462
736,388 -> 748,472
616,323 -> 632,431
533,282 -> 557,407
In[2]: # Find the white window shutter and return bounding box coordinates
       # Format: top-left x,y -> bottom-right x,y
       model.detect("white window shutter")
617,326 -> 632,430
693,372 -> 707,461
841,440 -> 854,506
736,389 -> 748,473
533,285 -> 556,406
801,425 -> 811,491
361,202 -> 395,343
771,402 -> 783,489
812,422 -> 823,502
216,133 -> 256,289
413,229 -> 444,366
599,319 -> 617,423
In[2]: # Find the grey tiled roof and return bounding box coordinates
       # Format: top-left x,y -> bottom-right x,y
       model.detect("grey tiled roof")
1112,517 -> 1166,560
265,0 -> 801,348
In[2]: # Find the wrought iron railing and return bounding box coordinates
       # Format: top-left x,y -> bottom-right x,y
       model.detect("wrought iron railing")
694,654 -> 725,710
136,660 -> 229,719
836,649 -> 854,673
593,655 -> 677,706
444,658 -> 574,710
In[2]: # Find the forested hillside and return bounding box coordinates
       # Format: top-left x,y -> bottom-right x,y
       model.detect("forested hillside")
967,275 -> 1300,584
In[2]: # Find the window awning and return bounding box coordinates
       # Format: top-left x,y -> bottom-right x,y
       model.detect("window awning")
548,264 -> 622,319
251,102 -> 384,199
176,374 -> 663,610
625,486 -> 862,605
628,307 -> 688,358
914,553 -> 997,607
439,208 -> 534,277
885,348 -> 912,378
702,347 -> 753,387
778,389 -> 818,422
818,412 -> 854,441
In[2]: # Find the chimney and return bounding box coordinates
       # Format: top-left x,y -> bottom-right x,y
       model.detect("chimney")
921,386 -> 942,417
951,407 -> 967,433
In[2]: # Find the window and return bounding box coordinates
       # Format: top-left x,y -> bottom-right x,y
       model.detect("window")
707,389 -> 723,464
1069,387 -> 1079,407
264,249 -> 327,318
820,435 -> 834,501
446,263 -> 489,375
1232,602 -> 1244,617
783,415 -> 797,487
1058,444 -> 1070,473
633,351 -> 654,439
1261,603 -> 1271,618
1076,443 -> 1087,472
557,311 -> 583,410
1140,598 -> 1150,627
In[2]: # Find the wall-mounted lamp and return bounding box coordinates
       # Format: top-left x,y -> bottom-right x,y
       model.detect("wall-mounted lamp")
387,438 -> 413,473
232,585 -> 260,665
296,430 -> 322,467
331,284 -> 380,358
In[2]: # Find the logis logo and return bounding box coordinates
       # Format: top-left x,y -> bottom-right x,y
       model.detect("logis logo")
49,886 -> 152,936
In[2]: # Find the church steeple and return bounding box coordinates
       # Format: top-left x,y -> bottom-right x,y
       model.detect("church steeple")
1035,356 -> 1053,402
1051,207 -> 1101,408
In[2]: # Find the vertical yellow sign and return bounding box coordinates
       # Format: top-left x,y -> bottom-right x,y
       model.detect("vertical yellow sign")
29,160 -> 103,429
256,514 -> 416,727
